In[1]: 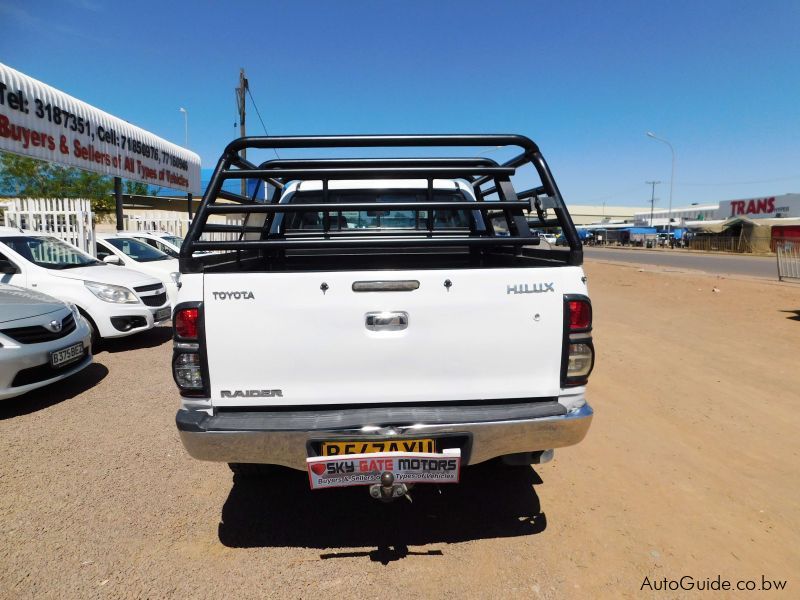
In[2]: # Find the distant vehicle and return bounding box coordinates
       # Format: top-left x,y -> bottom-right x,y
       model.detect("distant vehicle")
0,283 -> 92,400
124,230 -> 214,257
123,230 -> 184,258
95,233 -> 180,306
0,228 -> 171,348
526,227 -> 559,245
540,233 -> 558,245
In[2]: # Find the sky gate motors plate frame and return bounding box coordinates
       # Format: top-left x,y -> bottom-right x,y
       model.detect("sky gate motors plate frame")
180,134 -> 583,270
0,63 -> 201,200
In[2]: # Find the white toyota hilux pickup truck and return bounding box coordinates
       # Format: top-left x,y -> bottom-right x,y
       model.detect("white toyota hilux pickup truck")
173,134 -> 593,501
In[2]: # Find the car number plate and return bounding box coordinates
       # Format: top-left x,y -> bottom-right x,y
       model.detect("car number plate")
155,307 -> 171,322
307,449 -> 461,489
320,438 -> 435,456
50,342 -> 84,368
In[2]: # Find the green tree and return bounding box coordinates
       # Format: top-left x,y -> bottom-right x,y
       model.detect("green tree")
0,152 -> 49,197
0,151 -> 114,212
124,180 -> 161,197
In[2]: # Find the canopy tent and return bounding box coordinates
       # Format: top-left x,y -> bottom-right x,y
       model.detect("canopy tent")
686,216 -> 800,233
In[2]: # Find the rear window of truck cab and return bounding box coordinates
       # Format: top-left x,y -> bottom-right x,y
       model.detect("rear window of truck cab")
279,190 -> 473,232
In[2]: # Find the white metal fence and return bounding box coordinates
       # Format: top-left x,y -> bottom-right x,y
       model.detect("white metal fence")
0,202 -> 245,257
776,238 -> 800,281
124,211 -> 190,237
124,210 -> 244,242
0,198 -> 95,254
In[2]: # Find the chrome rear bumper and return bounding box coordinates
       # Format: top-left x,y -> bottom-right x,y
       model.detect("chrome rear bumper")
176,401 -> 593,471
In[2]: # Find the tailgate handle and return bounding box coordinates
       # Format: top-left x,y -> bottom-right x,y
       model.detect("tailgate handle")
365,311 -> 409,331
353,280 -> 419,292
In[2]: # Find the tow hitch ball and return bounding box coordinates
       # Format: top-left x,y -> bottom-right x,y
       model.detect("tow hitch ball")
369,471 -> 410,502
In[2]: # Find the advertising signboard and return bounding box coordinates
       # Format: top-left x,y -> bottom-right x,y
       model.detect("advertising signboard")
0,63 -> 201,194
719,194 -> 800,219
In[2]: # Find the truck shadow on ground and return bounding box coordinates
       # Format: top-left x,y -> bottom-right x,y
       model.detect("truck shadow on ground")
218,460 -> 546,562
0,362 -> 109,420
99,325 -> 173,354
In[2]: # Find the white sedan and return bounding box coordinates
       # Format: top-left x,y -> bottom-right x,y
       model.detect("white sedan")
123,230 -> 184,258
0,284 -> 92,400
95,234 -> 180,306
0,229 -> 171,347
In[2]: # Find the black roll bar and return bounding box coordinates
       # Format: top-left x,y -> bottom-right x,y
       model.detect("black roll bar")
181,134 -> 581,269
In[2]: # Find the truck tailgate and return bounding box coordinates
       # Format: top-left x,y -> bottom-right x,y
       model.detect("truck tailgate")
204,267 -> 579,407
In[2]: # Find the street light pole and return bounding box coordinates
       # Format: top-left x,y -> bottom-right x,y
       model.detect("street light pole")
179,107 -> 188,147
646,180 -> 661,226
646,132 -> 675,236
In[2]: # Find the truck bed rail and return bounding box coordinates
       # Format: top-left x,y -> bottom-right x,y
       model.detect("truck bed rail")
181,134 -> 582,271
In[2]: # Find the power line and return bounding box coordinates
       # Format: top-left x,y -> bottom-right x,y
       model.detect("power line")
582,173 -> 800,204
677,174 -> 800,187
583,184 -> 644,203
246,86 -> 280,159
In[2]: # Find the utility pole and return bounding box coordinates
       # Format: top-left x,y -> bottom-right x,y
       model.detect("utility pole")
114,176 -> 123,231
235,68 -> 249,196
646,132 -> 675,236
646,180 -> 661,227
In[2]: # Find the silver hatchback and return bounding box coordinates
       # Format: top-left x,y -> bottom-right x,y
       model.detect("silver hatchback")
0,284 -> 92,400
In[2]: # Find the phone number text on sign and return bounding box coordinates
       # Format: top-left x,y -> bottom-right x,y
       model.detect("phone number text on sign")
0,63 -> 200,193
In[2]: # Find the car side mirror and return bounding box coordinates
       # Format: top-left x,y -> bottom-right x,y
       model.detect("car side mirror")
0,259 -> 20,274
102,255 -> 122,265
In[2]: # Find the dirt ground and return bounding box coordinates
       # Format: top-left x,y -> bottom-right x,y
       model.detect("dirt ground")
1,262 -> 798,599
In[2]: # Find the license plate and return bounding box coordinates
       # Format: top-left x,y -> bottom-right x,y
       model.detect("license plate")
50,342 -> 84,368
320,438 -> 435,456
307,449 -> 461,489
155,307 -> 170,322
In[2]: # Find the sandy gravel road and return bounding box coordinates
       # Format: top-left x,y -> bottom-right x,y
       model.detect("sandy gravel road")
1,262 -> 798,599
584,247 -> 778,279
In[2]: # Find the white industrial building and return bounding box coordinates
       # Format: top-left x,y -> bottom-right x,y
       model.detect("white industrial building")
563,204 -> 647,226
633,193 -> 800,227
631,193 -> 800,252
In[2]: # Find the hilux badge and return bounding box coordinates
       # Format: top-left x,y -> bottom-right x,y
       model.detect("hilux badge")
506,282 -> 555,294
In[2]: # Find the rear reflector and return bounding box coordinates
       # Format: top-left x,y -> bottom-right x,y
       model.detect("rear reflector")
568,300 -> 592,331
175,308 -> 199,339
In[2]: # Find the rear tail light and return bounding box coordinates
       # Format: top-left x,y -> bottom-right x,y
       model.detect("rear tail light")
175,307 -> 199,339
567,300 -> 591,331
563,295 -> 594,386
172,303 -> 207,396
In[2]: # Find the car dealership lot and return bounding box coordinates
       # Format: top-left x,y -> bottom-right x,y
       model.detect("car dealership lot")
1,262 -> 797,599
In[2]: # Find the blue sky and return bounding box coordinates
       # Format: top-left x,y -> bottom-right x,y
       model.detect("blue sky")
1,0 -> 799,207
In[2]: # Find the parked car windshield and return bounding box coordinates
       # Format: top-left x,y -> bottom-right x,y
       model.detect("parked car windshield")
132,236 -> 179,258
161,235 -> 184,247
0,236 -> 102,269
105,237 -> 171,262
